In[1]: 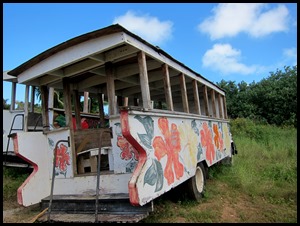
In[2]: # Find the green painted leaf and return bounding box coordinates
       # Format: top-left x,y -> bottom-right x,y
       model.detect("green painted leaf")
135,115 -> 154,149
144,160 -> 157,186
154,159 -> 164,192
138,134 -> 152,149
191,119 -> 199,135
197,143 -> 202,161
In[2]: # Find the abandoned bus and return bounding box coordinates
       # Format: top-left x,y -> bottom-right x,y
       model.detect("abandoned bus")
3,70 -> 43,168
6,24 -> 237,223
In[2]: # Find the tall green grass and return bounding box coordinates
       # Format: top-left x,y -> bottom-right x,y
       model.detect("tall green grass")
3,167 -> 32,202
144,117 -> 297,222
212,117 -> 297,203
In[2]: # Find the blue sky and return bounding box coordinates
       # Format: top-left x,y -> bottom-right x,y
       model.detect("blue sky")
3,3 -> 297,104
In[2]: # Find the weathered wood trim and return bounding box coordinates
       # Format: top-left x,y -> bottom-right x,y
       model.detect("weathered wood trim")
40,85 -> 49,131
223,96 -> 228,119
218,93 -> 223,119
10,82 -> 16,111
124,97 -> 129,107
97,93 -> 105,127
137,51 -> 151,109
162,63 -> 174,111
17,33 -> 124,84
24,85 -> 30,132
73,90 -> 82,130
203,85 -> 209,116
62,78 -> 73,129
83,92 -> 89,113
123,33 -> 225,95
192,80 -> 201,115
179,73 -> 189,113
210,89 -> 216,117
105,62 -> 117,115
30,86 -> 35,112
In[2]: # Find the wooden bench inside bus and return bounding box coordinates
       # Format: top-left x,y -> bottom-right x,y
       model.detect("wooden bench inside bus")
74,128 -> 112,174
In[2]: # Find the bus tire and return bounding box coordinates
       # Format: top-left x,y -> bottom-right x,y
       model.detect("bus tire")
187,162 -> 206,201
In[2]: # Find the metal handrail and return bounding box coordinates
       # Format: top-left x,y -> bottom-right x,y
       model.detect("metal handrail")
47,138 -> 70,222
4,114 -> 24,164
95,128 -> 112,223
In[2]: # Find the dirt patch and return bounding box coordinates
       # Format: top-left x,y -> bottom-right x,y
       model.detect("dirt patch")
3,202 -> 42,223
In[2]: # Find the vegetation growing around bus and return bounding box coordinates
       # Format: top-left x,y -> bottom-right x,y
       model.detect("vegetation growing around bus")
3,117 -> 297,223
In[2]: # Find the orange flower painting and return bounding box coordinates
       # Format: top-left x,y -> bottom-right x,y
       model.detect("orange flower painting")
153,117 -> 184,185
55,143 -> 70,172
200,122 -> 215,165
213,124 -> 224,151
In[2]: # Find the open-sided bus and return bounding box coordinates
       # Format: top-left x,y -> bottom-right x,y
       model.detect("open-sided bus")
6,24 -> 237,223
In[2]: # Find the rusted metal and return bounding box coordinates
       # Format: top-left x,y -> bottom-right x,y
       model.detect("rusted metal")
47,138 -> 70,222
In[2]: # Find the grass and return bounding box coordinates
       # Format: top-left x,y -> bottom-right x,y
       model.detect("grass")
142,118 -> 297,223
3,167 -> 32,204
3,118 -> 297,223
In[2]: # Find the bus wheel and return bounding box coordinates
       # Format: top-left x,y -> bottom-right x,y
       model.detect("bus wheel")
187,162 -> 206,201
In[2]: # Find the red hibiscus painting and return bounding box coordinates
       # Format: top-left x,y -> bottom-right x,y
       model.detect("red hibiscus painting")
153,117 -> 184,185
117,136 -> 139,161
55,143 -> 70,172
200,122 -> 215,165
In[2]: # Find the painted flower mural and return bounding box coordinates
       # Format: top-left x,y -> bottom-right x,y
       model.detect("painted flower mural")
200,122 -> 215,165
222,123 -> 232,154
55,143 -> 70,176
213,123 -> 224,151
117,136 -> 139,161
153,117 -> 184,185
178,122 -> 198,170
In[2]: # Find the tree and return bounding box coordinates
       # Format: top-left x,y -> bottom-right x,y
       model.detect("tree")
217,65 -> 297,127
3,98 -> 10,110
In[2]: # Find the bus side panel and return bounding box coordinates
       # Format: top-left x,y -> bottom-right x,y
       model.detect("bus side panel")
110,117 -> 139,174
12,132 -> 49,206
46,129 -> 74,179
121,110 -> 232,206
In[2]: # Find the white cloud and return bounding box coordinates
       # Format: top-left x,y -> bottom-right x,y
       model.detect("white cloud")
198,3 -> 289,40
283,47 -> 297,66
113,10 -> 173,44
202,43 -> 257,75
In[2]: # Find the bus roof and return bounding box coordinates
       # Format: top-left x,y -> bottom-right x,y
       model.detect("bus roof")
7,24 -> 225,94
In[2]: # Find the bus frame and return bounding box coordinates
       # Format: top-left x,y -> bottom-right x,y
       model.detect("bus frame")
6,24 -> 237,222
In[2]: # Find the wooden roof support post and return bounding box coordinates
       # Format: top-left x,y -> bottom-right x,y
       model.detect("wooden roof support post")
162,63 -> 174,111
62,77 -> 74,130
83,92 -> 89,113
210,89 -> 216,117
30,86 -> 35,112
179,73 -> 189,113
48,87 -> 54,128
192,80 -> 201,115
10,82 -> 16,111
24,85 -> 30,132
138,51 -> 152,109
73,90 -> 82,130
218,93 -> 223,119
105,62 -> 117,115
203,85 -> 209,116
40,85 -> 50,132
223,96 -> 228,119
97,93 -> 105,127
